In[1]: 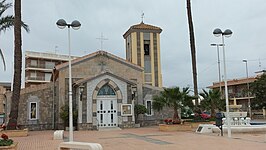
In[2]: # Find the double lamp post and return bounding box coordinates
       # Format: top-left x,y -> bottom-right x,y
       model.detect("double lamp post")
213,28 -> 233,138
56,19 -> 81,142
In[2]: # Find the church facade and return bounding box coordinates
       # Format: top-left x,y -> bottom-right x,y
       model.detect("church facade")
6,22 -> 171,130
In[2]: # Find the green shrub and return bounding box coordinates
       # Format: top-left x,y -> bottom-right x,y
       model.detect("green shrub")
0,134 -> 13,146
134,104 -> 147,123
60,104 -> 78,127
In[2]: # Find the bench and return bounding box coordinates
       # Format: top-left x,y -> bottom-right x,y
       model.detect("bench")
53,130 -> 64,140
58,141 -> 103,150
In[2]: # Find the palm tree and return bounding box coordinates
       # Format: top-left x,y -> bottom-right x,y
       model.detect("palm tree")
186,0 -> 198,105
199,89 -> 225,117
0,0 -> 29,72
0,0 -> 29,32
153,87 -> 194,122
7,0 -> 29,129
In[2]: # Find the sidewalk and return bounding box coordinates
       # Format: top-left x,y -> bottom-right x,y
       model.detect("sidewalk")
12,126 -> 266,150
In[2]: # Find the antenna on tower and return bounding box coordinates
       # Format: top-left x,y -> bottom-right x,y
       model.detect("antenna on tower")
141,12 -> 145,23
54,46 -> 58,54
259,58 -> 262,68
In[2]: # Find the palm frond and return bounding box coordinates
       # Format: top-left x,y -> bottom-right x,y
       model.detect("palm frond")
21,21 -> 30,32
0,0 -> 12,17
0,48 -> 6,71
0,15 -> 30,33
152,95 -> 166,111
0,15 -> 14,33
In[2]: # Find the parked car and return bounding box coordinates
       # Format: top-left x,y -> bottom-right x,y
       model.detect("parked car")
200,112 -> 211,119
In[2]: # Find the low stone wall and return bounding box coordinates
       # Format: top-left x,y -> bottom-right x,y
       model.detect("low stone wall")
77,123 -> 94,130
1,129 -> 28,137
18,123 -> 53,131
0,142 -> 18,150
119,121 -> 135,128
159,124 -> 192,132
159,121 -> 216,132
184,121 -> 215,130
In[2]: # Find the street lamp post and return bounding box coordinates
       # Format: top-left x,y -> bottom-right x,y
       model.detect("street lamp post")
211,43 -> 224,93
213,28 -> 233,138
56,19 -> 81,142
243,59 -> 251,118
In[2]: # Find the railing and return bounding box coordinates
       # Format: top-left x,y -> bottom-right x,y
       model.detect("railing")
228,93 -> 254,99
26,76 -> 48,81
26,64 -> 54,69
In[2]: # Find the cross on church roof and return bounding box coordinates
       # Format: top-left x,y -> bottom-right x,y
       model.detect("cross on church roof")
96,33 -> 108,50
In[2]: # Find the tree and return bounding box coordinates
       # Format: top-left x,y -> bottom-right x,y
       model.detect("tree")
0,0 -> 29,72
152,87 -> 194,123
0,0 -> 29,32
134,104 -> 147,123
59,104 -> 78,128
186,0 -> 199,105
199,89 -> 225,117
251,73 -> 266,109
7,0 -> 29,129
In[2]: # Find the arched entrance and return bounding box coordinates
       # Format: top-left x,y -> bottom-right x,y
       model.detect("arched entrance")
96,84 -> 118,127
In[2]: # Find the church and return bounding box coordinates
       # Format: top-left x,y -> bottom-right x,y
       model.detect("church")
6,21 -> 170,130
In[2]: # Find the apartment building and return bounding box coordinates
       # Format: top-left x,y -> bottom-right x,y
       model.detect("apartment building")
0,82 -> 11,124
208,77 -> 256,112
25,51 -> 78,87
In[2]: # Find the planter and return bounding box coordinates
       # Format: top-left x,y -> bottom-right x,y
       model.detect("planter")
0,142 -> 18,150
184,121 -> 215,129
134,124 -> 141,128
65,127 -> 76,131
159,124 -> 192,132
1,129 -> 28,137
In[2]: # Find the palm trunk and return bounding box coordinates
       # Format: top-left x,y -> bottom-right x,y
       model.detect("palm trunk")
186,0 -> 198,105
173,107 -> 179,120
211,102 -> 215,118
8,0 -> 22,130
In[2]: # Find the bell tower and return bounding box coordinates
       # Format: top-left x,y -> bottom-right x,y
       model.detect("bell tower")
123,22 -> 163,87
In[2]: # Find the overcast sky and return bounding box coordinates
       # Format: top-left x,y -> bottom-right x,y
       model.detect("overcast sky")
1,0 -> 266,91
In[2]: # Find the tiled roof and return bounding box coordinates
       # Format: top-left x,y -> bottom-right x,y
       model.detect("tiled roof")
73,71 -> 137,86
123,22 -> 162,38
208,77 -> 257,89
55,50 -> 143,71
130,22 -> 162,30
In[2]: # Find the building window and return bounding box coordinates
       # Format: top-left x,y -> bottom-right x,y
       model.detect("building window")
146,100 -> 153,116
31,60 -> 37,67
45,61 -> 55,69
30,72 -> 37,79
45,73 -> 52,81
29,102 -> 38,120
144,40 -> 150,55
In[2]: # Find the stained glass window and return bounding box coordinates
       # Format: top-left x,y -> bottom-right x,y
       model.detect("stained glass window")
97,84 -> 116,95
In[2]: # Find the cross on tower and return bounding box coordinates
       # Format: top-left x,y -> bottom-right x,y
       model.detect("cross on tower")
96,33 -> 108,50
141,12 -> 145,23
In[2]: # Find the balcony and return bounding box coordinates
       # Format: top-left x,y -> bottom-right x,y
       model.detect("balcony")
25,64 -> 53,72
228,92 -> 254,99
25,76 -> 50,83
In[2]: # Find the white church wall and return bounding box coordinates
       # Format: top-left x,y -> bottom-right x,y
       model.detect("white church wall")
86,74 -> 128,124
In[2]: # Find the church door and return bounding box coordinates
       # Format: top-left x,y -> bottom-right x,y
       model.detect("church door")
96,84 -> 118,128
97,98 -> 117,127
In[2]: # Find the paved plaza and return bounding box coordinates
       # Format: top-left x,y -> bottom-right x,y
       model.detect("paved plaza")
12,126 -> 266,150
